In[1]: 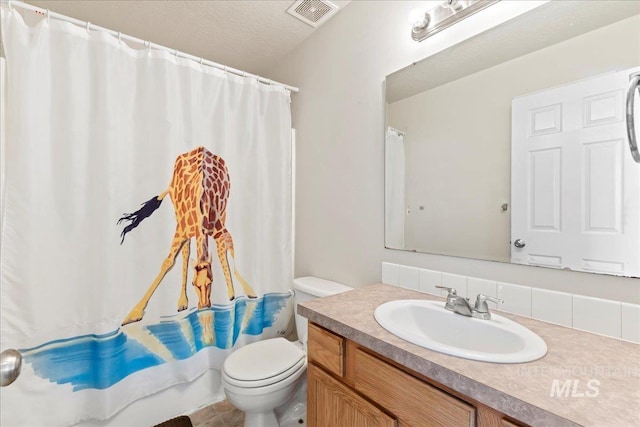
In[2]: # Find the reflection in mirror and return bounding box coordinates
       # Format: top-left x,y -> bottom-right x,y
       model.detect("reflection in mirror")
385,1 -> 640,277
385,127 -> 406,249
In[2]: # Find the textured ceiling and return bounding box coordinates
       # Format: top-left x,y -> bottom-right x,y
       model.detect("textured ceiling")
25,0 -> 350,77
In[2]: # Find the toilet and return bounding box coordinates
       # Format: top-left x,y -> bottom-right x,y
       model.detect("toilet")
221,276 -> 352,427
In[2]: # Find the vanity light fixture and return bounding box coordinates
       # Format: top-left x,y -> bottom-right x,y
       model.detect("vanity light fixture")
410,0 -> 500,42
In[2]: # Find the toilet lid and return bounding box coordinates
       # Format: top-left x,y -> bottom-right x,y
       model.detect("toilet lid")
223,338 -> 306,387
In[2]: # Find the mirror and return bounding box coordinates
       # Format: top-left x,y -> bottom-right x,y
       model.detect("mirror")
385,1 -> 640,277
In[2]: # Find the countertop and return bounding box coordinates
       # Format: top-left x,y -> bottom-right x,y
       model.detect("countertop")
298,283 -> 640,427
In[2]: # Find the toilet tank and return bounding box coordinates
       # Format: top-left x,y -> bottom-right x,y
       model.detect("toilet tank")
293,276 -> 352,347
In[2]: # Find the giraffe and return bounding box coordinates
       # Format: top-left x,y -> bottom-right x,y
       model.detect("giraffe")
118,146 -> 257,326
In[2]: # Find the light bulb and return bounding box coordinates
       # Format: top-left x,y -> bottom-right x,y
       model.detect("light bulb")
408,8 -> 427,28
442,0 -> 464,11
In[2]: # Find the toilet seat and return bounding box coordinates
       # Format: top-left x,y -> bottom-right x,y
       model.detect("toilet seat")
223,338 -> 306,388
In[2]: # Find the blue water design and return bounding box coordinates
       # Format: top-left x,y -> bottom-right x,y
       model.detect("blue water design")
21,293 -> 291,391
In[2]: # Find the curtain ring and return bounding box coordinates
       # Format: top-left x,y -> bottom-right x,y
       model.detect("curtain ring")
117,32 -> 122,44
46,9 -> 51,23
242,71 -> 247,77
86,22 -> 91,34
223,66 -> 228,74
144,40 -> 150,48
173,49 -> 178,57
199,57 -> 204,65
8,1 -> 15,11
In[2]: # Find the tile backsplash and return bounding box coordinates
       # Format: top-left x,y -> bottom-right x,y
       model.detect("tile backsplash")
382,262 -> 640,344
531,288 -> 573,327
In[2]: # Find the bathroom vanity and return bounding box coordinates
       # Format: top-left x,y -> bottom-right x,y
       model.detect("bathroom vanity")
299,284 -> 640,427
306,324 -> 511,426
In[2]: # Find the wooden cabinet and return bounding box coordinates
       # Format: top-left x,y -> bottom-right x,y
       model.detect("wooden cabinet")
308,323 -> 345,376
308,363 -> 397,427
307,323 -> 528,427
352,348 -> 475,426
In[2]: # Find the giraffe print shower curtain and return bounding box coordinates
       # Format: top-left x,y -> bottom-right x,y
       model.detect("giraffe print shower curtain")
0,6 -> 293,426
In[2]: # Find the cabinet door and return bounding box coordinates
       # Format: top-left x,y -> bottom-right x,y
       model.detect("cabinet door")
308,363 -> 397,427
352,348 -> 475,427
308,323 -> 345,377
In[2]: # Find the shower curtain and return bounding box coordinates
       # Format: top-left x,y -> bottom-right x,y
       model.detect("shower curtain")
0,7 -> 292,426
385,127 -> 405,248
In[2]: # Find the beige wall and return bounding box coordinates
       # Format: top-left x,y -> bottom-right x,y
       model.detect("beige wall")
267,0 -> 640,304
387,15 -> 640,263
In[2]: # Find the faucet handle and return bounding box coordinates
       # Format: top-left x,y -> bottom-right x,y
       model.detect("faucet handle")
435,285 -> 457,296
474,294 -> 504,313
436,286 -> 458,311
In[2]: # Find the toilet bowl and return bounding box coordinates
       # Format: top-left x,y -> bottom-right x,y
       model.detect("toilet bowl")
221,276 -> 352,427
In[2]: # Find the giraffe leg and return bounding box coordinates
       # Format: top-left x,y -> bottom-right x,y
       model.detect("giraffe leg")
215,233 -> 236,301
177,241 -> 190,311
219,229 -> 257,299
122,236 -> 187,325
194,232 -> 213,309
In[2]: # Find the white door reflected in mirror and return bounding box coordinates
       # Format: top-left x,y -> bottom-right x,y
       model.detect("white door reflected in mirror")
511,67 -> 640,277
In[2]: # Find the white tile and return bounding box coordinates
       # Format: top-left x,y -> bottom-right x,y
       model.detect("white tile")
497,282 -> 532,317
531,288 -> 572,327
572,295 -> 621,338
621,303 -> 640,344
418,268 -> 442,296
441,273 -> 468,298
398,265 -> 420,291
381,262 -> 399,286
467,277 -> 497,306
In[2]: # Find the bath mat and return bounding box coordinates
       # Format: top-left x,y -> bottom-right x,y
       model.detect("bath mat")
154,415 -> 193,427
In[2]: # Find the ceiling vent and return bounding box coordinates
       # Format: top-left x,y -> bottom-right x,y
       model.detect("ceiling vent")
287,0 -> 339,28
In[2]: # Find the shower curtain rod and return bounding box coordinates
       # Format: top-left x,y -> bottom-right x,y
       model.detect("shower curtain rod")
2,0 -> 300,93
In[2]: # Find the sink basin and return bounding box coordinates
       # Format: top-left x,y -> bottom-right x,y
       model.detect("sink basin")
374,300 -> 547,363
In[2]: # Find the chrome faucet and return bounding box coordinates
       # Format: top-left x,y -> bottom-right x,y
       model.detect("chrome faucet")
436,286 -> 504,320
473,294 -> 505,320
436,285 -> 459,311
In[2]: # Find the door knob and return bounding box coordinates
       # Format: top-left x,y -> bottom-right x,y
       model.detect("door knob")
514,239 -> 526,248
1,349 -> 22,387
